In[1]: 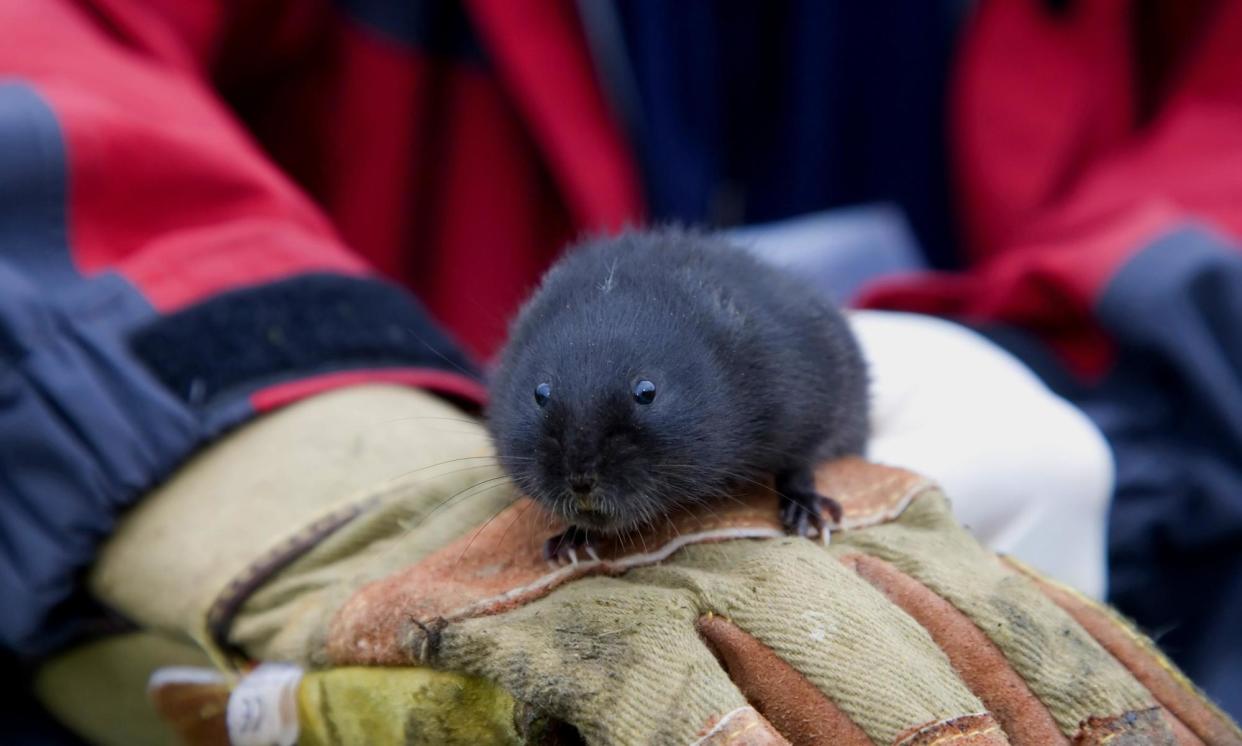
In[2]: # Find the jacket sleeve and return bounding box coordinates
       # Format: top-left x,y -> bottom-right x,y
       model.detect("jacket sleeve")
0,1 -> 484,655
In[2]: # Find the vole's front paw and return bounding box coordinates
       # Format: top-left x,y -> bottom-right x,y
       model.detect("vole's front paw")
542,525 -> 600,566
778,492 -> 840,540
776,468 -> 842,541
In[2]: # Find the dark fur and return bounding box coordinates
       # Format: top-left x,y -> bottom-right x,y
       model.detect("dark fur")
487,229 -> 869,534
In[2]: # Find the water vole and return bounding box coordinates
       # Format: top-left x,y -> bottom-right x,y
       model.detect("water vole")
487,229 -> 869,561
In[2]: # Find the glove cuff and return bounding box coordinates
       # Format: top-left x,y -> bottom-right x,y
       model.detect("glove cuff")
89,384 -> 496,667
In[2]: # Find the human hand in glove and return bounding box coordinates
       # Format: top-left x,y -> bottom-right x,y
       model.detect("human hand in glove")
45,314 -> 1237,745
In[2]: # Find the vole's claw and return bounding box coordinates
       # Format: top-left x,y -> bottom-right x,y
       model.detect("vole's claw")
779,493 -> 827,539
820,493 -> 843,525
776,468 -> 841,541
542,525 -> 598,566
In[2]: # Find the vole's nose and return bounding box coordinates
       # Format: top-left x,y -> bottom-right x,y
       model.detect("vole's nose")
569,475 -> 595,494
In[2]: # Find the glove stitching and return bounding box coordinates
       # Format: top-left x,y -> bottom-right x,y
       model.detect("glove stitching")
206,496 -> 379,661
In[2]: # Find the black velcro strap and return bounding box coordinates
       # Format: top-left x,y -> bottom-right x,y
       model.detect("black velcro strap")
130,273 -> 477,407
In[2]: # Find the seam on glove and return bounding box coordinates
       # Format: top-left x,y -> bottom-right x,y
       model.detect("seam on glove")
1162,713 -> 1210,746
893,713 -> 1007,746
822,457 -> 935,529
1004,558 -> 1242,745
691,706 -> 791,746
841,554 -> 1066,745
1072,707 -> 1173,744
326,461 -> 935,667
836,495 -> 1160,736
205,496 -> 380,664
695,613 -> 873,746
327,493 -> 789,665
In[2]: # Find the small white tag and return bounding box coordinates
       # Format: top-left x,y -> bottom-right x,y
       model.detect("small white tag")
147,666 -> 227,691
227,662 -> 304,746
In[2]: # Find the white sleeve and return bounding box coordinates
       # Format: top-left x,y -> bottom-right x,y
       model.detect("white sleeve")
850,311 -> 1114,599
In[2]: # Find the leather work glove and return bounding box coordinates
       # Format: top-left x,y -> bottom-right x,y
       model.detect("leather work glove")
49,382 -> 1234,745
34,313 -> 1235,745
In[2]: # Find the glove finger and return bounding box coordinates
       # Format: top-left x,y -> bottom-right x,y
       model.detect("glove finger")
695,614 -> 877,745
632,537 -> 1003,745
441,577 -> 758,745
1005,558 -> 1242,745
835,488 -> 1173,742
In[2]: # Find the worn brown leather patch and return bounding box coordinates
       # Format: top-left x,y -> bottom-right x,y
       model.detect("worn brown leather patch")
326,459 -> 932,666
693,706 -> 791,746
1073,707 -> 1176,745
696,614 -> 872,746
325,493 -> 785,665
817,457 -> 934,529
894,713 -> 1009,745
208,498 -> 377,657
1006,559 -> 1242,745
843,554 -> 1065,745
147,670 -> 231,746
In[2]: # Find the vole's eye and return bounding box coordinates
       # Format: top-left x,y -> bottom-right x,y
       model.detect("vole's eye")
632,379 -> 656,405
534,382 -> 552,407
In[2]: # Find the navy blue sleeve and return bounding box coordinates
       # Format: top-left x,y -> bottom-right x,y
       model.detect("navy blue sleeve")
0,83 -> 479,657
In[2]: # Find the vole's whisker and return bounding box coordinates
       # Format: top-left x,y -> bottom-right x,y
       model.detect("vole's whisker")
380,456 -> 525,490
616,526 -> 631,554
682,494 -> 727,522
663,513 -> 682,544
453,486 -> 524,568
655,463 -> 776,497
416,475 -> 515,527
372,415 -> 488,427
400,324 -> 478,379
496,498 -> 534,548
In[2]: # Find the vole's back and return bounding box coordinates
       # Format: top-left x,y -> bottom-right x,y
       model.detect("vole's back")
524,229 -> 869,473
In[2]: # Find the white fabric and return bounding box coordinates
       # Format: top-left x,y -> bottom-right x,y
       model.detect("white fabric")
851,311 -> 1113,599
227,662 -> 304,746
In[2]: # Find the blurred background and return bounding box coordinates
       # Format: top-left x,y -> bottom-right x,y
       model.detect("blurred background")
4,0 -> 1242,738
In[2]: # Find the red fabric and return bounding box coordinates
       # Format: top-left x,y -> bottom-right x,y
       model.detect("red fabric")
464,0 -> 642,232
862,0 -> 1242,378
233,0 -> 644,360
3,0 -> 642,385
950,0 -> 1135,261
250,368 -> 488,412
3,1 -> 366,313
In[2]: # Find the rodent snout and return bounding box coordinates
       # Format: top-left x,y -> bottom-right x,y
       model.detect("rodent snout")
568,474 -> 596,494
